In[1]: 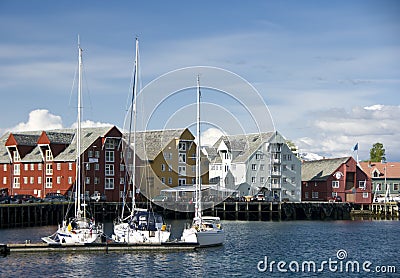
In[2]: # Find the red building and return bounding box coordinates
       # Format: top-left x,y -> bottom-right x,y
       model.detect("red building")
0,126 -> 124,202
301,157 -> 372,204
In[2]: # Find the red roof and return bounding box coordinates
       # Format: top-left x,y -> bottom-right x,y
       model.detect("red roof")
359,161 -> 400,179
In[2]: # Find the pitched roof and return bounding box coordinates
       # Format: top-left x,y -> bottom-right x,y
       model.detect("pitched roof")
302,157 -> 350,181
0,126 -> 116,163
125,129 -> 187,161
359,161 -> 400,179
9,133 -> 41,146
211,132 -> 276,163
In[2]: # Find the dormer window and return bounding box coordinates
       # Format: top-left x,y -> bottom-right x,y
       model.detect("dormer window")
45,149 -> 53,161
373,170 -> 380,178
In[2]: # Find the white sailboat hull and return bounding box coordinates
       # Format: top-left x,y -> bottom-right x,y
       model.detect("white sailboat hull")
112,222 -> 170,244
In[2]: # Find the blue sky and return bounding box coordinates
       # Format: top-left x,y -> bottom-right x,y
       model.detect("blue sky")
1,0 -> 399,161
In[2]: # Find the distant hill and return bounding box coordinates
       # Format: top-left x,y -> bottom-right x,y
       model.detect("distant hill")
300,152 -> 324,161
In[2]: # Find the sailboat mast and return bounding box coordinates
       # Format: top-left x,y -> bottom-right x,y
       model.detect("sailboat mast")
195,75 -> 202,219
76,37 -> 83,219
131,38 -> 139,213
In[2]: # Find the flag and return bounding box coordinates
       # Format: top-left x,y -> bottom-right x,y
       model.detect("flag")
352,143 -> 358,152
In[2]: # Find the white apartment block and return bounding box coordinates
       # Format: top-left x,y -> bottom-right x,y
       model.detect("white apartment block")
205,131 -> 301,202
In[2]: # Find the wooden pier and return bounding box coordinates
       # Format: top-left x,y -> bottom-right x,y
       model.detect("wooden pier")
0,201 -> 398,229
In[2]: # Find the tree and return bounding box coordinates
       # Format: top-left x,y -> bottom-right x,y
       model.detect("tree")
370,142 -> 386,162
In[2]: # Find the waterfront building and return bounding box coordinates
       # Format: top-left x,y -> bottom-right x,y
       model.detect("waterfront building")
205,131 -> 302,202
126,128 -> 209,199
0,126 -> 124,202
359,161 -> 400,202
301,157 -> 372,204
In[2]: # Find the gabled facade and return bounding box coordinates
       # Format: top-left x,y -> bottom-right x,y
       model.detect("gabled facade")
0,126 -> 124,202
125,128 -> 209,199
359,161 -> 400,202
205,131 -> 302,202
302,157 -> 372,204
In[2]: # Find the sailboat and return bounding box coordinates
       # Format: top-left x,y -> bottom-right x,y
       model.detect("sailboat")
112,38 -> 171,244
42,38 -> 103,245
180,76 -> 225,247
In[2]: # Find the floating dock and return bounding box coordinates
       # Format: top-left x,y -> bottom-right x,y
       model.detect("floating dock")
0,241 -> 199,256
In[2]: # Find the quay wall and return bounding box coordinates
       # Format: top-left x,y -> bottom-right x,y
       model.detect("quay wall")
0,201 -> 398,229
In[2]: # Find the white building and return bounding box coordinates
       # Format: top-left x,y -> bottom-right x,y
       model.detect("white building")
205,131 -> 301,202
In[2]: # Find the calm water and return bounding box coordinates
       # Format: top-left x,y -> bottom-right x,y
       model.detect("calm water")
0,220 -> 399,277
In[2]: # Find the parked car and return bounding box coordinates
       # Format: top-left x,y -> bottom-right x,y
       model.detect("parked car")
13,194 -> 43,203
0,196 -> 18,204
44,193 -> 69,203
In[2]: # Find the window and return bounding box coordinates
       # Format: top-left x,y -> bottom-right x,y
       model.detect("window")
24,164 -> 28,171
38,164 -> 42,171
178,142 -> 186,151
106,151 -> 115,162
260,164 -> 265,171
312,191 -> 318,199
260,177 -> 265,184
332,181 -> 339,188
251,177 -> 256,183
256,153 -> 264,160
178,166 -> 186,175
46,163 -> 53,175
161,177 -> 165,184
359,181 -> 366,189
363,192 -> 369,198
57,176 -> 61,184
23,177 -> 28,184
85,163 -> 90,171
251,164 -> 257,171
163,152 -> 172,160
105,164 -> 114,176
105,178 -> 114,189
13,177 -> 20,188
283,177 -> 287,183
30,163 -> 34,171
3,177 -> 6,185
95,164 -> 100,171
179,153 -> 186,163
161,164 -> 165,172
85,177 -> 90,184
393,183 -> 399,191
68,163 -> 73,171
305,192 -> 309,199
95,151 -> 100,158
287,154 -> 292,161
13,151 -> 20,162
225,165 -> 229,172
375,183 -> 381,191
57,163 -> 61,171
120,177 -> 124,184
95,177 -> 100,185
38,177 -> 42,184
291,164 -> 295,171
105,139 -> 117,149
14,164 -> 20,175
45,177 -> 52,188
120,164 -> 125,171
168,177 -> 172,184
178,178 -> 186,186
45,149 -> 53,161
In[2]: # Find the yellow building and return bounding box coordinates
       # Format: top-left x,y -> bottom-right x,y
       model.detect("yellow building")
124,128 -> 209,200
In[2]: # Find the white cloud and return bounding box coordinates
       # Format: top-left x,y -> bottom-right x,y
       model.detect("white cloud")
295,105 -> 400,161
71,120 -> 113,129
201,128 -> 224,147
11,109 -> 63,132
